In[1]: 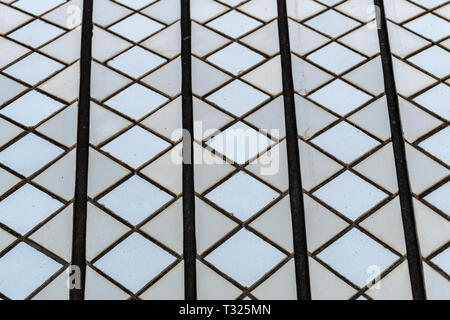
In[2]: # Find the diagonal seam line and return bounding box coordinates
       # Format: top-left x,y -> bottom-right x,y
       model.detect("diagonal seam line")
70,0 -> 93,301
374,0 -> 427,300
277,0 -> 312,300
181,0 -> 197,300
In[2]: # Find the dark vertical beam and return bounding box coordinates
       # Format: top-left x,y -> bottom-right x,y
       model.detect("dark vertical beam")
70,0 -> 93,301
181,0 -> 197,300
374,0 -> 426,300
277,0 -> 311,300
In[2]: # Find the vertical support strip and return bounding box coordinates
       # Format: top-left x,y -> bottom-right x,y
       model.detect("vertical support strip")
277,0 -> 311,300
181,0 -> 197,300
70,0 -> 93,301
374,0 -> 426,300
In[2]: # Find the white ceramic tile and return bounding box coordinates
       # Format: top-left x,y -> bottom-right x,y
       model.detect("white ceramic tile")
207,42 -> 264,75
0,242 -> 61,299
4,53 -> 63,86
314,171 -> 388,220
311,121 -> 380,164
307,42 -> 366,75
317,229 -> 398,287
0,133 -> 64,177
419,126 -> 450,166
105,83 -> 169,120
206,80 -> 269,116
0,90 -> 64,127
305,9 -> 360,38
205,171 -> 279,221
101,126 -> 170,169
108,46 -> 166,78
8,20 -> 64,48
98,175 -> 173,225
206,10 -> 262,38
94,233 -> 176,293
0,184 -> 63,234
205,229 -> 286,287
109,13 -> 164,42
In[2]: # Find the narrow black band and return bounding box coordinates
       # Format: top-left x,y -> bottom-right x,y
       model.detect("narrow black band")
70,0 -> 93,301
374,0 -> 426,300
181,0 -> 197,300
277,0 -> 312,300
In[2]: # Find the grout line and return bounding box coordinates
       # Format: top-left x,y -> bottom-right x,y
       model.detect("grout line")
277,0 -> 311,300
374,0 -> 427,300
70,0 -> 93,301
181,0 -> 197,300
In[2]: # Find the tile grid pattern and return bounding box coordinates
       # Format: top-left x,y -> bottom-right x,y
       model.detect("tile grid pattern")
288,0 -> 416,299
385,0 -> 450,299
83,0 -> 185,300
0,0 -> 82,300
189,0 -> 299,300
0,0 -> 448,300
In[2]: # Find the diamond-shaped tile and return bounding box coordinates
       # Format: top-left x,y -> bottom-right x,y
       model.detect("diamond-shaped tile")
205,171 -> 279,221
206,79 -> 269,116
142,0 -> 181,24
8,19 -> 64,48
311,121 -> 380,163
0,74 -> 27,106
317,229 -> 398,287
0,242 -> 61,299
4,53 -> 63,85
109,13 -> 164,42
0,91 -> 64,127
405,13 -> 450,42
101,126 -> 170,169
207,10 -> 262,38
309,79 -> 372,116
0,133 -> 63,177
108,46 -> 166,78
206,121 -> 275,164
98,175 -> 173,225
314,171 -> 388,220
408,45 -> 450,79
94,233 -> 176,293
305,9 -> 360,38
0,184 -> 63,234
207,42 -> 264,75
308,42 -> 366,75
205,229 -> 286,287
105,83 -> 169,120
